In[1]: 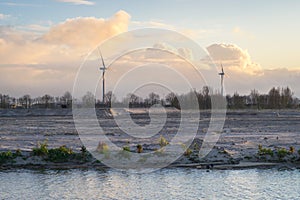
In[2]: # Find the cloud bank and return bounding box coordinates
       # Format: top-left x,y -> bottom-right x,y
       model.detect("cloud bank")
206,43 -> 300,96
207,43 -> 263,76
0,11 -> 131,96
0,11 -> 299,97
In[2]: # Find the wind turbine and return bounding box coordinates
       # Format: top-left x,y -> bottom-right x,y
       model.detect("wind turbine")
218,63 -> 225,96
98,48 -> 106,104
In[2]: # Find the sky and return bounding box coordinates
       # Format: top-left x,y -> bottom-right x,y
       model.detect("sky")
0,0 -> 300,98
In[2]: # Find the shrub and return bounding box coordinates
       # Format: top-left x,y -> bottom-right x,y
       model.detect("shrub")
258,146 -> 274,157
180,143 -> 192,156
15,149 -> 22,157
32,141 -> 49,156
289,146 -> 295,154
96,142 -> 109,154
81,146 -> 87,154
78,146 -> 92,162
277,148 -> 289,159
0,151 -> 13,164
184,148 -> 192,156
298,149 -> 300,155
123,146 -> 130,152
159,135 -> 169,147
137,144 -> 143,153
48,145 -> 74,162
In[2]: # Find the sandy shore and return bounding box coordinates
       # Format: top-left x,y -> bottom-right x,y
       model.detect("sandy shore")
1,108 -> 300,170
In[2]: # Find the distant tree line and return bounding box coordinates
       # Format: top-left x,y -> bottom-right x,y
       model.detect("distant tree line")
1,86 -> 299,110
0,91 -> 72,109
226,87 -> 298,109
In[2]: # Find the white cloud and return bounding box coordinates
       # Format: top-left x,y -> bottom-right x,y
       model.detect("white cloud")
203,43 -> 300,96
43,10 -> 130,48
56,0 -> 95,5
1,13 -> 299,97
207,43 -> 263,76
0,11 -> 131,96
0,10 -> 130,65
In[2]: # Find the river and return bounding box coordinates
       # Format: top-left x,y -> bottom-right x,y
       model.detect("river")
1,168 -> 300,199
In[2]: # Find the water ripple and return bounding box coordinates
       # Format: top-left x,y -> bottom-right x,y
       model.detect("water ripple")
1,169 -> 300,200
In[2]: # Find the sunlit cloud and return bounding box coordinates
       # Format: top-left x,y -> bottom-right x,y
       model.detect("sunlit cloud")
0,10 -> 130,65
0,11 -> 131,96
207,43 -> 263,76
43,10 -> 130,48
0,10 -> 299,97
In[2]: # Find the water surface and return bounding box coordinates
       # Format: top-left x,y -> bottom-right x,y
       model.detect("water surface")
1,168 -> 300,199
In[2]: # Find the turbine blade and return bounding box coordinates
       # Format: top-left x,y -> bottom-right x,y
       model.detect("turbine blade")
97,47 -> 106,69
221,64 -> 224,73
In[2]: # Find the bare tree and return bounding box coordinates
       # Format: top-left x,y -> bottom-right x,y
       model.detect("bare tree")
104,91 -> 117,106
82,91 -> 95,107
61,91 -> 72,107
250,89 -> 259,109
148,92 -> 160,106
268,87 -> 281,109
23,95 -> 32,108
281,87 -> 293,108
41,94 -> 54,108
166,92 -> 179,108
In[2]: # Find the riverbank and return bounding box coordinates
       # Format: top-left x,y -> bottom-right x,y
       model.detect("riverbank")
1,108 -> 300,170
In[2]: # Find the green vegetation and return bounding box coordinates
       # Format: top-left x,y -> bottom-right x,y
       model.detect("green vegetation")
96,142 -> 109,154
15,149 -> 22,157
96,142 -> 110,159
32,141 -> 49,156
31,142 -> 93,163
257,145 -> 299,161
79,146 -> 92,162
80,146 -> 87,154
0,151 -> 13,164
184,148 -> 192,156
159,135 -> 169,147
258,145 -> 274,156
289,146 -> 295,154
298,149 -> 300,155
180,143 -> 192,157
123,146 -> 130,152
47,145 -> 74,162
137,144 -> 143,153
277,148 -> 289,159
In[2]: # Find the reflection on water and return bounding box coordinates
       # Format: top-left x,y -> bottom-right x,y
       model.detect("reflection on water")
1,168 -> 300,200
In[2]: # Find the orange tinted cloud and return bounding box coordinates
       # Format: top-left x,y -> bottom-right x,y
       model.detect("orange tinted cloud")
0,10 -> 130,65
207,43 -> 263,76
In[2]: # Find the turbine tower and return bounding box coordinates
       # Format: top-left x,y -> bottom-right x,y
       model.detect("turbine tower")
218,63 -> 225,96
98,48 -> 106,104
